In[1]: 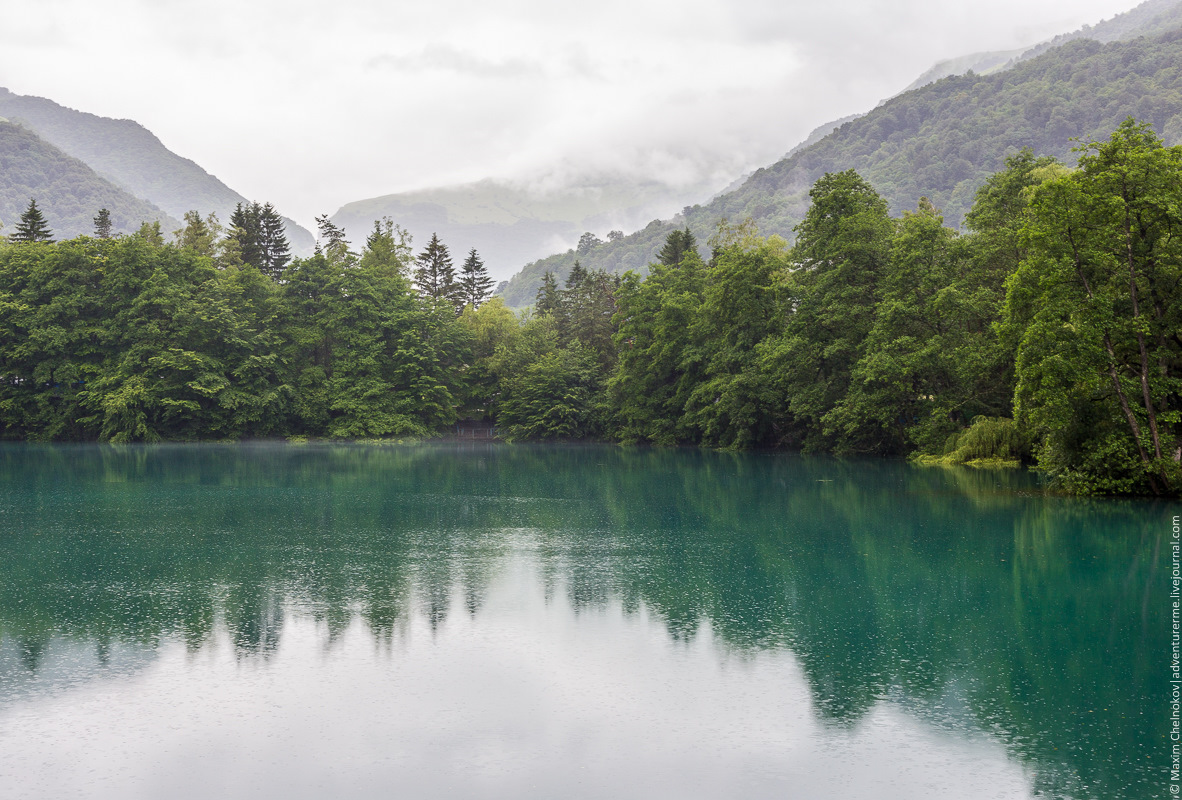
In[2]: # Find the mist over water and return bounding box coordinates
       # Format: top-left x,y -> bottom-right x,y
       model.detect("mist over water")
0,443 -> 1168,799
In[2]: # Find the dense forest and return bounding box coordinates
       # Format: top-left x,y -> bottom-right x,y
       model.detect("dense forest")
500,22 -> 1182,306
1,121 -> 1179,496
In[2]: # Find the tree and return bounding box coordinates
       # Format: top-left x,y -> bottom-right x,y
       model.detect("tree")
315,214 -> 354,267
230,202 -> 292,279
360,217 -> 413,276
758,171 -> 894,449
174,211 -> 223,257
458,248 -> 495,309
414,233 -> 458,306
93,208 -> 113,239
1008,119 -> 1182,494
228,203 -> 262,267
11,199 -> 53,243
576,231 -> 602,255
657,227 -> 697,267
535,271 -> 561,316
256,203 -> 291,279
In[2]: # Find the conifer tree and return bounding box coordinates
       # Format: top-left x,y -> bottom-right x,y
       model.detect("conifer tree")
415,233 -> 458,305
93,208 -> 113,239
315,214 -> 354,266
458,248 -> 495,309
228,203 -> 263,267
11,199 -> 53,243
257,203 -> 291,279
657,228 -> 697,267
174,211 -> 222,257
535,271 -> 561,316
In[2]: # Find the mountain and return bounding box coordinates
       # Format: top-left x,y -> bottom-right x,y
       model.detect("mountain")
0,88 -> 314,253
0,119 -> 176,238
498,0 -> 1182,308
330,174 -> 731,281
902,0 -> 1182,92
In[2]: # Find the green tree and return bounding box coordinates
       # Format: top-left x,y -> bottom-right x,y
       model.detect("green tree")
93,208 -> 112,239
360,217 -> 413,276
759,171 -> 894,449
174,211 -> 223,257
257,203 -> 291,280
228,203 -> 262,267
1008,119 -> 1182,495
458,248 -> 495,309
656,227 -> 697,267
415,233 -> 459,308
315,214 -> 354,268
609,246 -> 706,444
10,199 -> 53,243
683,228 -> 789,448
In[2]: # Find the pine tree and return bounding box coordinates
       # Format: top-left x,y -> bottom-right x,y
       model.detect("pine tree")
458,248 -> 495,309
11,199 -> 53,243
93,208 -> 112,239
657,227 -> 697,267
257,203 -> 291,279
415,233 -> 458,305
228,203 -> 263,267
535,271 -> 561,316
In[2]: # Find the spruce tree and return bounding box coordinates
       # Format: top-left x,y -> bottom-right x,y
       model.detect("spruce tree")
11,199 -> 53,243
535,271 -> 561,316
93,208 -> 113,239
257,203 -> 291,279
458,248 -> 495,309
228,203 -> 263,267
415,233 -> 458,305
657,228 -> 697,267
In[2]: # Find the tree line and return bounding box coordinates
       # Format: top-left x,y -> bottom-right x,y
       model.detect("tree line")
1,120 -> 1178,495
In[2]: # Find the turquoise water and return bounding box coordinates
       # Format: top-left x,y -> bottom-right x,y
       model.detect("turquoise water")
0,443 -> 1171,798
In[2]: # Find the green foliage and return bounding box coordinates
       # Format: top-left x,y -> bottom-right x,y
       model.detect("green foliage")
917,416 -> 1028,466
231,202 -> 292,279
1007,119 -> 1182,495
414,232 -> 460,310
10,199 -> 53,243
458,248 -> 495,309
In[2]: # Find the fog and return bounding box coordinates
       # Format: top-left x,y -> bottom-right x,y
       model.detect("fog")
0,0 -> 1145,234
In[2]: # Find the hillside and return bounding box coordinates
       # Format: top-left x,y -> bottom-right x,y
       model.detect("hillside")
499,5 -> 1182,308
0,88 -> 314,253
0,120 -> 176,238
902,0 -> 1182,92
331,173 -> 726,281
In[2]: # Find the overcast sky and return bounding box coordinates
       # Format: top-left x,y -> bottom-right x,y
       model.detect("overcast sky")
0,0 -> 1146,231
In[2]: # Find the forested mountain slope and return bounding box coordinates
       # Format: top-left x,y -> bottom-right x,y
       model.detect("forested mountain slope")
0,88 -> 314,253
499,9 -> 1182,307
0,120 -> 176,237
903,0 -> 1182,91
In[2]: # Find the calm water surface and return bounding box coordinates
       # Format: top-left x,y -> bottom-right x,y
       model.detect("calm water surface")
0,443 -> 1171,799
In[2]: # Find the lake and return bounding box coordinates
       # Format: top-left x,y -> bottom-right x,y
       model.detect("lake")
0,443 -> 1170,799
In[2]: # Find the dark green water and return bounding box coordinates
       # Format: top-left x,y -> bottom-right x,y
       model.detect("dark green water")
0,443 -> 1171,799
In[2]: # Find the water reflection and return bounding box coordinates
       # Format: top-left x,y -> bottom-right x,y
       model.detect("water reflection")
0,443 -> 1171,799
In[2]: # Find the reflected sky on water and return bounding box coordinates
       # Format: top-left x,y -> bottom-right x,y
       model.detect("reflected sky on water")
0,443 -> 1171,799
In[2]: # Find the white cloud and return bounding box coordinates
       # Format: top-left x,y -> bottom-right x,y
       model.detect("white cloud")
0,0 -> 1147,232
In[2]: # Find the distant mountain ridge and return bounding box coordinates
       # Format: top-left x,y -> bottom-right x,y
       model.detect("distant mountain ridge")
0,119 -> 176,238
0,88 -> 314,253
498,0 -> 1182,307
331,173 -> 728,281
